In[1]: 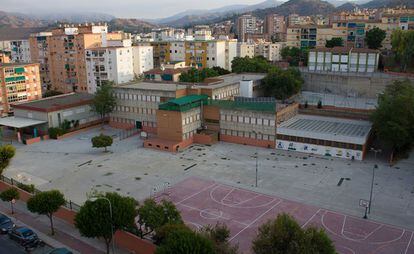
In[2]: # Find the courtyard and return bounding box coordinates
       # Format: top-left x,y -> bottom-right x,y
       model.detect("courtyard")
2,126 -> 414,251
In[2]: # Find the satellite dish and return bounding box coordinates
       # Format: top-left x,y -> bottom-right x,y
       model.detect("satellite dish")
160,64 -> 165,71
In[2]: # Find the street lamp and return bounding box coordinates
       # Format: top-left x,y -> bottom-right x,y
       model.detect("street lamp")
252,130 -> 261,188
368,164 -> 378,214
370,147 -> 382,160
90,196 -> 115,254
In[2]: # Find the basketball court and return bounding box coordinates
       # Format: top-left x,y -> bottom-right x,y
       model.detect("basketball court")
154,177 -> 414,254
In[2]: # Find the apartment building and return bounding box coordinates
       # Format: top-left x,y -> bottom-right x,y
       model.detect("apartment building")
0,63 -> 42,116
288,14 -> 313,26
10,40 -> 31,63
132,45 -> 154,75
286,25 -> 334,48
237,43 -> 255,58
85,39 -> 153,93
0,53 -> 10,64
308,47 -> 379,73
150,39 -> 237,71
29,32 -> 53,91
254,42 -> 285,62
264,14 -> 286,41
46,23 -> 123,94
237,15 -> 258,42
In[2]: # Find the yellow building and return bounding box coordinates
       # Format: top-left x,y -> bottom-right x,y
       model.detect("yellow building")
0,63 -> 42,116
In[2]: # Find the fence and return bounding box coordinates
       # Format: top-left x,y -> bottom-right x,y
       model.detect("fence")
0,174 -> 81,212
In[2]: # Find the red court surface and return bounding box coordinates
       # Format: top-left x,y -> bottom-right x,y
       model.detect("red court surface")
154,177 -> 414,254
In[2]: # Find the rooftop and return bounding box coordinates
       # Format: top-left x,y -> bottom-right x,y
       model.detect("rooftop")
277,114 -> 372,145
209,100 -> 277,113
12,93 -> 94,112
159,94 -> 209,112
115,81 -> 187,92
311,46 -> 379,54
192,73 -> 266,89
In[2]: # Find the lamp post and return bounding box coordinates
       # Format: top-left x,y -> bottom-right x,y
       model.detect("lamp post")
368,164 -> 378,214
252,130 -> 261,188
90,196 -> 115,254
368,148 -> 381,214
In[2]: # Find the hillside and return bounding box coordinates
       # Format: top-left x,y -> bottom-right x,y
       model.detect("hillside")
361,0 -> 414,8
251,0 -> 336,19
0,11 -> 48,28
108,18 -> 158,33
336,2 -> 361,11
153,0 -> 283,27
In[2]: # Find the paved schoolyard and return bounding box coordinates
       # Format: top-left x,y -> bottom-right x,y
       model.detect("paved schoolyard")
3,126 -> 414,241
154,177 -> 414,254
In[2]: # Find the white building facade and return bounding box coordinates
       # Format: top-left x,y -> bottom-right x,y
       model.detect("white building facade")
10,40 -> 31,63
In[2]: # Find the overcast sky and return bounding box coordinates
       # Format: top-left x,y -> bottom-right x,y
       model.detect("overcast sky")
0,0 -> 274,19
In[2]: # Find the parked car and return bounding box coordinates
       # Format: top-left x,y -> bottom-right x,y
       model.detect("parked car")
47,248 -> 73,254
8,227 -> 38,245
0,213 -> 15,234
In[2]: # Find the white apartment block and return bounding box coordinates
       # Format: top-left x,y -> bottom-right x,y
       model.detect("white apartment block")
10,40 -> 31,63
237,42 -> 285,62
225,40 -> 237,71
237,43 -> 255,58
132,45 -> 154,75
308,47 -> 379,73
85,46 -> 134,93
169,41 -> 186,63
255,42 -> 284,62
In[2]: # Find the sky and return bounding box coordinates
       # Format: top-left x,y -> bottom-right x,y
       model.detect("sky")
0,0 -> 272,19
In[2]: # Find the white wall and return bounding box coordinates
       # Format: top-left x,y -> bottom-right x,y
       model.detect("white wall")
276,140 -> 364,160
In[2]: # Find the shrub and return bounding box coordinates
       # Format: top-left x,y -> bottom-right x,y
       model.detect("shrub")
17,183 -> 35,194
48,127 -> 66,139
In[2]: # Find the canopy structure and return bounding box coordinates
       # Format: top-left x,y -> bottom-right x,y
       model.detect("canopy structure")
0,117 -> 46,129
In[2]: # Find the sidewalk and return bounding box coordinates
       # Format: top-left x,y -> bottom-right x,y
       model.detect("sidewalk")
0,200 -> 127,254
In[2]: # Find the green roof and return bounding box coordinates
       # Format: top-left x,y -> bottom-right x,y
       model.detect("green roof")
167,94 -> 209,106
159,94 -> 209,112
208,100 -> 276,113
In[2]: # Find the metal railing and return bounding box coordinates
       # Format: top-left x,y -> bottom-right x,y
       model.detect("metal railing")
0,174 -> 81,212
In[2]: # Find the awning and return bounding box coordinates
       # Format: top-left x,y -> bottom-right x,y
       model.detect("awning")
0,117 -> 47,128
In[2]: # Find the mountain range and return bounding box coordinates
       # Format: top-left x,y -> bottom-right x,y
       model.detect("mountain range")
0,0 -> 413,32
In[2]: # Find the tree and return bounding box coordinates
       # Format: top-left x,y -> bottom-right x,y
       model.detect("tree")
212,66 -> 231,75
281,47 -> 308,67
27,190 -> 66,235
252,213 -> 335,254
231,56 -> 272,73
325,37 -> 344,48
262,68 -> 303,100
365,27 -> 386,49
92,134 -> 113,152
301,227 -> 336,254
371,80 -> 414,156
0,145 -> 15,175
137,198 -> 183,239
90,81 -> 117,126
391,30 -> 414,71
155,226 -> 214,254
179,68 -> 220,83
75,192 -> 137,254
0,188 -> 19,214
200,223 -> 239,254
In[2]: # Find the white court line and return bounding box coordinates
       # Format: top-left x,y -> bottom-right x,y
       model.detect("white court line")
404,231 -> 414,254
301,208 -> 321,228
341,215 -> 347,236
177,203 -> 250,227
176,183 -> 216,205
210,185 -> 277,209
229,199 -> 283,242
321,211 -> 406,245
221,188 -> 235,203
